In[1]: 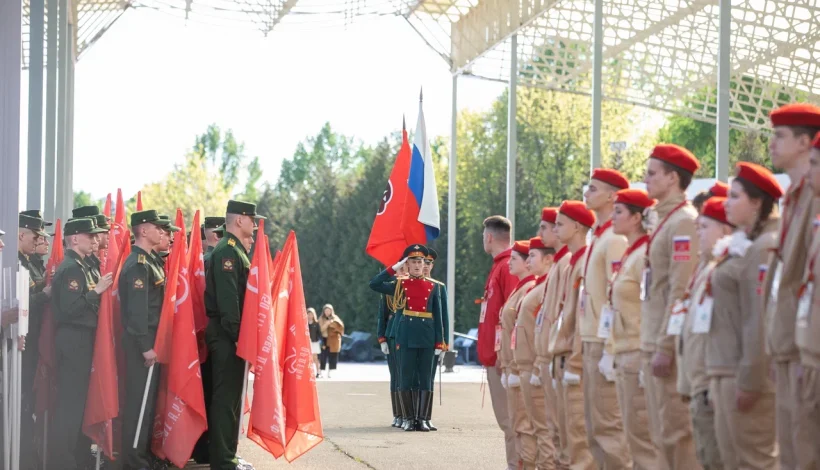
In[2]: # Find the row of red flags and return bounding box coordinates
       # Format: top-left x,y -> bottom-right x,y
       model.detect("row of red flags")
32,189 -> 323,467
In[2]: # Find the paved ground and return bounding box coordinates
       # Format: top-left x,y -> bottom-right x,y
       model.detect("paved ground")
231,362 -> 508,469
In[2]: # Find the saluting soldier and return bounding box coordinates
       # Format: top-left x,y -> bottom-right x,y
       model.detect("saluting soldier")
119,210 -> 170,470
204,200 -> 258,469
422,247 -> 448,431
48,218 -> 112,470
377,262 -> 407,428
369,245 -> 446,432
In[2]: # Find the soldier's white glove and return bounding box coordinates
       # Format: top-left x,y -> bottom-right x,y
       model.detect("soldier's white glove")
508,374 -> 521,388
529,373 -> 542,387
391,257 -> 408,272
598,353 -> 616,382
501,373 -> 509,389
380,342 -> 389,355
562,371 -> 581,386
435,348 -> 442,356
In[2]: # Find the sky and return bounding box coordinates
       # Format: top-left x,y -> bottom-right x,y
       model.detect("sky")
18,8 -> 507,201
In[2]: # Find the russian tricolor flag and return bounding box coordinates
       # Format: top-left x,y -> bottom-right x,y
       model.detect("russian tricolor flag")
404,93 -> 440,242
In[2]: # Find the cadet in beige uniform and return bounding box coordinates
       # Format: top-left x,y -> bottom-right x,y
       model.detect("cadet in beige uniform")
607,189 -> 658,470
796,135 -> 820,468
517,237 -> 555,470
763,103 -> 820,470
549,200 -> 595,470
679,197 -> 733,470
580,168 -> 632,468
535,208 -> 570,468
501,241 -> 537,467
641,144 -> 701,470
707,163 -> 782,469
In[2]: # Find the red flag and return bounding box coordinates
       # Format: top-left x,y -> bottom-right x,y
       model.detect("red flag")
34,219 -> 63,420
154,209 -> 183,364
83,223 -> 123,459
104,194 -> 112,218
237,221 -> 287,457
136,191 -> 144,212
115,189 -> 128,248
366,125 -> 414,266
277,232 -> 324,462
187,211 -> 208,364
151,217 -> 208,468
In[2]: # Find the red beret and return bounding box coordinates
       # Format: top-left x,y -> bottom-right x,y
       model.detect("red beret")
709,181 -> 729,198
559,200 -> 596,228
529,237 -> 547,250
614,189 -> 655,209
735,162 -> 784,200
541,207 -> 558,224
651,144 -> 701,175
770,103 -> 820,128
591,168 -> 629,190
701,197 -> 732,226
512,240 -> 531,257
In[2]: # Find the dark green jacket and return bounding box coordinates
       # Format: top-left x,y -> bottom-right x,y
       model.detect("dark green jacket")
86,254 -> 102,283
429,278 -> 450,347
369,269 -> 444,349
119,246 -> 166,352
51,250 -> 100,329
204,232 -> 250,342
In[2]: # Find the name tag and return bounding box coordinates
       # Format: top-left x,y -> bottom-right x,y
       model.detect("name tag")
479,299 -> 488,323
640,268 -> 651,301
769,261 -> 783,304
494,325 -> 502,352
579,285 -> 586,315
597,305 -> 614,339
666,299 -> 688,336
692,297 -> 714,334
511,327 -> 517,350
535,304 -> 545,331
797,282 -> 813,329
556,309 -> 565,333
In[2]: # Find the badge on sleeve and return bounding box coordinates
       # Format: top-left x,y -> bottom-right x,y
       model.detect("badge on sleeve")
68,279 -> 80,292
673,236 -> 691,262
133,278 -> 145,290
757,264 -> 768,296
222,258 -> 235,272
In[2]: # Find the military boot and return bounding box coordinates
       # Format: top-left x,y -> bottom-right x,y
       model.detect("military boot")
400,391 -> 415,431
423,389 -> 437,431
414,391 -> 430,432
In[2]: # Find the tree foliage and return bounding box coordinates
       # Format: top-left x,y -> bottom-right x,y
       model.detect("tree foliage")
191,124 -> 264,202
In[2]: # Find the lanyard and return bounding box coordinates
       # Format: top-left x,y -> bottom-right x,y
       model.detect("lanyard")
584,219 -> 613,278
561,246 -> 588,305
779,177 -> 805,257
701,249 -> 729,304
608,235 -> 649,304
647,201 -> 689,259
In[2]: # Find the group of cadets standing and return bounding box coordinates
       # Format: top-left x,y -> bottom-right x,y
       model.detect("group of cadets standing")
1,198 -> 261,470
370,244 -> 449,432
476,102 -> 820,470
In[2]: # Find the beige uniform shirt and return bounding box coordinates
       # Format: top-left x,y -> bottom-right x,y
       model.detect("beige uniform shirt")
765,178 -> 819,363
536,247 -> 570,373
641,195 -> 699,355
550,246 -> 587,375
515,278 -> 548,373
677,257 -> 714,397
609,238 -> 648,355
798,218 -> 820,370
581,222 -> 627,347
706,220 -> 779,394
500,277 -> 535,376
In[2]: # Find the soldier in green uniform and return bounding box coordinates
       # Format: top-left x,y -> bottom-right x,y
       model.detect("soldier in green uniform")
377,263 -> 408,428
71,206 -> 104,282
48,218 -> 112,470
119,210 -> 170,470
17,214 -> 51,469
204,200 -> 258,470
369,245 -> 445,432
422,247 -> 449,432
203,216 -> 225,261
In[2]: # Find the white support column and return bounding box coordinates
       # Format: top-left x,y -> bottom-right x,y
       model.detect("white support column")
56,0 -> 69,221
716,0 -> 731,182
591,0 -> 603,172
1,0 -> 23,264
447,73 -> 457,349
44,0 -> 59,222
28,0 -> 46,210
65,15 -> 76,211
506,34 -> 518,229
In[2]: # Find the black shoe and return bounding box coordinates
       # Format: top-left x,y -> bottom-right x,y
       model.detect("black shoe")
400,391 -> 415,431
392,416 -> 402,427
423,390 -> 437,431
414,391 -> 430,432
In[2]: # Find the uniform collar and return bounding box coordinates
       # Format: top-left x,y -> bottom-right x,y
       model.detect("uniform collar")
65,248 -> 90,268
655,193 -> 687,218
494,247 -> 512,263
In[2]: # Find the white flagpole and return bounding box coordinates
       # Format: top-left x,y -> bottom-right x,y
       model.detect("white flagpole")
236,361 -> 250,443
132,364 -> 155,449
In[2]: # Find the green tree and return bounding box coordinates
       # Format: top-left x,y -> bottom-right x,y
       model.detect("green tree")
191,124 -> 264,201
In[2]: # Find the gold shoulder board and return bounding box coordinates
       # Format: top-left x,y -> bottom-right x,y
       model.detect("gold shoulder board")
227,238 -> 236,247
137,254 -> 146,264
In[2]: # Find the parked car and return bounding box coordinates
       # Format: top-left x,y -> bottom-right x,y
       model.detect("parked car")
339,331 -> 382,362
453,328 -> 479,365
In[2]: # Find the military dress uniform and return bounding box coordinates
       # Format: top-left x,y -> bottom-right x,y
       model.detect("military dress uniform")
369,245 -> 445,432
377,292 -> 400,426
423,247 -> 448,431
204,200 -> 256,469
48,218 -> 107,470
119,210 -> 170,470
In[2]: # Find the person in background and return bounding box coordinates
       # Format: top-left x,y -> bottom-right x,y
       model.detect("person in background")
706,163 -> 781,469
692,182 -> 730,213
308,308 -> 322,378
679,197 -> 733,470
319,304 -> 345,378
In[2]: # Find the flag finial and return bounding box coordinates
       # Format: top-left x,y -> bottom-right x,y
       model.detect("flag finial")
419,87 -> 423,102
403,114 -> 406,131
